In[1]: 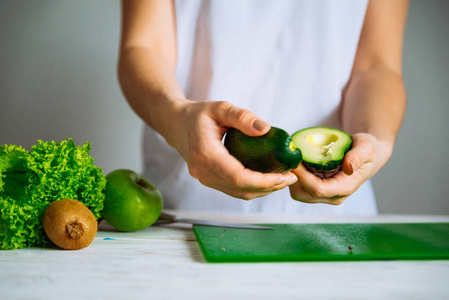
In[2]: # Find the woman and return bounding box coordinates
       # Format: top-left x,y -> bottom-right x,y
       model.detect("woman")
117,0 -> 408,214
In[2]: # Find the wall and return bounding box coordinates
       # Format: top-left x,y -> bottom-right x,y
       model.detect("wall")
372,0 -> 449,214
1,0 -> 448,214
0,1 -> 142,174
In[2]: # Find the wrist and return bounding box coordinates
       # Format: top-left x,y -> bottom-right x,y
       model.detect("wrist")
376,137 -> 395,168
149,94 -> 192,148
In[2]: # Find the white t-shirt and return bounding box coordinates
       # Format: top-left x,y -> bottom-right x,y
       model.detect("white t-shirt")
142,0 -> 378,215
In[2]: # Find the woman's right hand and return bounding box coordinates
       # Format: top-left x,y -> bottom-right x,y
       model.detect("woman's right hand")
118,2 -> 296,200
166,99 -> 298,200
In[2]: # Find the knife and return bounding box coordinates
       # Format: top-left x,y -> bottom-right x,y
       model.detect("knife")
156,211 -> 272,230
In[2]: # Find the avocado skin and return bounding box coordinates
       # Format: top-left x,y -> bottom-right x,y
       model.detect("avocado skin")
224,127 -> 302,174
303,161 -> 342,178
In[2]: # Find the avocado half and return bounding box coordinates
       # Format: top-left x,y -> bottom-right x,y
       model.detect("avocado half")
224,127 -> 302,174
291,127 -> 352,178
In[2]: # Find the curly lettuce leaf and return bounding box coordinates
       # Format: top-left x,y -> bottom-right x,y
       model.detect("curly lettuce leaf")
0,139 -> 106,250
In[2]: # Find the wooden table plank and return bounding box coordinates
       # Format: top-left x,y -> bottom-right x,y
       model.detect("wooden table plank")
1,212 -> 448,300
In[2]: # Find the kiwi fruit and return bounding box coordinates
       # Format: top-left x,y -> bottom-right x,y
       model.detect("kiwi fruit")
43,199 -> 97,250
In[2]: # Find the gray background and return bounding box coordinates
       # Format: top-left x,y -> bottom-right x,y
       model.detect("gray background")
1,1 -> 448,215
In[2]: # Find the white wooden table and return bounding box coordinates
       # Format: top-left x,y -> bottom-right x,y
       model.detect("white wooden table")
1,211 -> 448,300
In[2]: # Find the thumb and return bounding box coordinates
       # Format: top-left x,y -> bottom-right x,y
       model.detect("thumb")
341,134 -> 376,175
215,101 -> 270,136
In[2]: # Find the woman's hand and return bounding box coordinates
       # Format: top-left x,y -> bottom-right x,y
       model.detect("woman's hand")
118,2 -> 297,200
294,0 -> 409,205
169,100 -> 298,200
289,133 -> 392,205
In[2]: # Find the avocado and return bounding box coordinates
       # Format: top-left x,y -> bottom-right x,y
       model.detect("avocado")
224,127 -> 302,173
291,127 -> 352,178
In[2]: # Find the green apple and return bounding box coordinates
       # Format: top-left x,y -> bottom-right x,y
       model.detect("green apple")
102,169 -> 163,232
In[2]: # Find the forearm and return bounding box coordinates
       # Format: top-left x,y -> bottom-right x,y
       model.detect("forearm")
290,0 -> 408,204
118,46 -> 188,147
341,68 -> 406,166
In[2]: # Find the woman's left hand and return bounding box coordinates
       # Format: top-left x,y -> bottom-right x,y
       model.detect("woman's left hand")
289,133 -> 391,205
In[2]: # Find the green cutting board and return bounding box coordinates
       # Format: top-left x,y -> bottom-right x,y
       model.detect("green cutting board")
193,223 -> 449,262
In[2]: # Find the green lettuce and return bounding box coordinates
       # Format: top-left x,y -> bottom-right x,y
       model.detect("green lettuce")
0,139 -> 106,250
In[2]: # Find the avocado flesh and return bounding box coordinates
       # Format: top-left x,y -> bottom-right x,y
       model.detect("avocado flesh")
224,127 -> 302,174
291,127 -> 352,178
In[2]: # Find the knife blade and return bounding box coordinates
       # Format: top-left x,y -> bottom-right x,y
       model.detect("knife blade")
157,212 -> 272,230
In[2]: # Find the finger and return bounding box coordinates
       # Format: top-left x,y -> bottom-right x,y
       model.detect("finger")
289,182 -> 348,205
217,160 -> 298,192
212,101 -> 270,136
198,166 -> 296,194
291,164 -> 326,195
342,134 -> 376,175
197,166 -> 293,199
197,142 -> 297,191
207,182 -> 279,200
292,164 -> 357,199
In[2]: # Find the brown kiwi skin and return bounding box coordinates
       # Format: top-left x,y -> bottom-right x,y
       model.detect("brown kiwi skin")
43,199 -> 97,250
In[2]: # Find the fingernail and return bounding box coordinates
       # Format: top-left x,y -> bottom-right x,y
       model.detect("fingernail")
252,119 -> 270,131
287,176 -> 298,185
350,161 -> 356,173
275,176 -> 286,185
